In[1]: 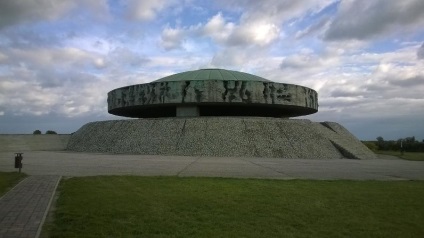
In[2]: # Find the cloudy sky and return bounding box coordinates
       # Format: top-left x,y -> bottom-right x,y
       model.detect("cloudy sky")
0,0 -> 423,140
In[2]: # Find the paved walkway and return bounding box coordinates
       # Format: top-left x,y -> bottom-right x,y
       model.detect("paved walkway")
0,176 -> 60,238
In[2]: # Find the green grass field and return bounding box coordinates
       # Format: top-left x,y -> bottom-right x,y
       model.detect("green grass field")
0,172 -> 27,196
374,150 -> 424,161
45,176 -> 424,238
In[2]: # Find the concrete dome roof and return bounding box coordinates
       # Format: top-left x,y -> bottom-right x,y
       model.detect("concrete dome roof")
153,68 -> 272,83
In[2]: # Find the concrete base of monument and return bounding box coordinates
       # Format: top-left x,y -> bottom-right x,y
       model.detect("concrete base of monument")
66,117 -> 376,160
0,134 -> 71,152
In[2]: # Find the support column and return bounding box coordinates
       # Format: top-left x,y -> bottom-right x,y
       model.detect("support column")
176,106 -> 199,117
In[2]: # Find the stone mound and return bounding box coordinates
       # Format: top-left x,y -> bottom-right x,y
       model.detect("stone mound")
66,117 -> 376,159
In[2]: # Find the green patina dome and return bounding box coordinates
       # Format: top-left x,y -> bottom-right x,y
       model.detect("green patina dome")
153,68 -> 272,83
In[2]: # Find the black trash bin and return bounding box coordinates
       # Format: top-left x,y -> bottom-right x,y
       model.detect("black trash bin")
15,153 -> 23,172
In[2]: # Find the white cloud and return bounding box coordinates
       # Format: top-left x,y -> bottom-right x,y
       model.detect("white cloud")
64,36 -> 113,55
202,13 -> 234,43
0,70 -> 110,117
268,42 -> 424,131
295,17 -> 330,39
215,0 -> 334,25
0,52 -> 8,62
94,58 -> 105,68
280,53 -> 338,70
210,48 -> 249,67
3,47 -> 103,72
418,43 -> 424,59
325,0 -> 424,40
201,12 -> 280,47
227,21 -> 280,47
160,27 -> 185,50
107,47 -> 148,68
157,1 -> 336,49
0,45 -> 112,117
0,0 -> 74,29
158,11 -> 282,50
83,0 -> 110,19
192,0 -> 335,48
127,0 -> 175,21
0,0 -> 109,29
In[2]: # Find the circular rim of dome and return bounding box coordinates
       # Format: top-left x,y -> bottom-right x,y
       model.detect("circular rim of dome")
107,68 -> 318,118
152,68 -> 272,83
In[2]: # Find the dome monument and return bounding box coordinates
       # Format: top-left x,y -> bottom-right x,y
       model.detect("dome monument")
107,68 -> 318,118
67,68 -> 375,160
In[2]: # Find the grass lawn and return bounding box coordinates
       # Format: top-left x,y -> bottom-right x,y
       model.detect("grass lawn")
0,172 -> 27,197
374,150 -> 424,161
45,176 -> 424,238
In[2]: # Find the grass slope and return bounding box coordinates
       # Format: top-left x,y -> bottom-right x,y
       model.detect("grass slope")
0,172 -> 27,197
46,177 -> 424,238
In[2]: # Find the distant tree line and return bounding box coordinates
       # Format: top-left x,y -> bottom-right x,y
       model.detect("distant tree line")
364,136 -> 424,152
33,130 -> 57,134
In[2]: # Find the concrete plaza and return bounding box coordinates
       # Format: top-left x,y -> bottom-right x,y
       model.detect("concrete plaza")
1,151 -> 423,180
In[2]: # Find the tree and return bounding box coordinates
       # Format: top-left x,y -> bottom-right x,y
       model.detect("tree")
33,130 -> 42,134
45,130 -> 57,134
376,136 -> 385,150
362,141 -> 378,151
405,136 -> 416,144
